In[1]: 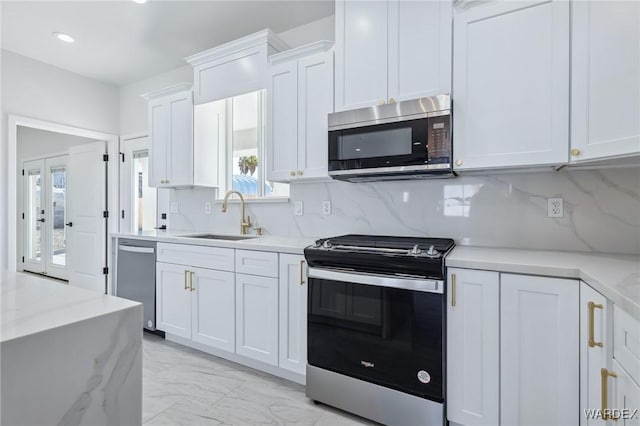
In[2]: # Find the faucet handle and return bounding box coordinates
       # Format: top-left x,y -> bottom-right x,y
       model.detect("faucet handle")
246,215 -> 252,226
253,227 -> 264,236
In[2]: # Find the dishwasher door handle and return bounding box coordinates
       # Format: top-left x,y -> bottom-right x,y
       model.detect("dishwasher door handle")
119,245 -> 155,254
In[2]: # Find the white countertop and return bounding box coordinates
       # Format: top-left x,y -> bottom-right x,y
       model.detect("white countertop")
447,246 -> 640,319
112,229 -> 315,255
1,272 -> 140,343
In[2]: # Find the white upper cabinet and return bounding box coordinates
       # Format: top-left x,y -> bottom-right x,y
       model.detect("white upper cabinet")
571,1 -> 640,163
453,0 -> 570,171
144,83 -> 218,188
267,42 -> 334,183
387,0 -> 452,103
185,29 -> 289,105
335,0 -> 452,112
501,273 -> 579,426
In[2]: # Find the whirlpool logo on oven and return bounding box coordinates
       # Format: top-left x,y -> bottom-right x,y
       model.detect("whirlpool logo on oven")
417,370 -> 431,384
360,360 -> 375,368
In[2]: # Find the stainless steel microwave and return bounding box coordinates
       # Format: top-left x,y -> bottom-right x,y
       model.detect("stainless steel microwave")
328,95 -> 452,182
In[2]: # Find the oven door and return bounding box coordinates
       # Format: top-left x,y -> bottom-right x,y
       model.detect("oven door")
307,268 -> 444,402
328,115 -> 451,176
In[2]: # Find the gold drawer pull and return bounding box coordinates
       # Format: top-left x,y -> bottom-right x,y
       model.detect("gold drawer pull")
300,260 -> 306,286
601,368 -> 619,420
190,271 -> 195,292
451,273 -> 456,307
588,301 -> 604,348
184,270 -> 189,290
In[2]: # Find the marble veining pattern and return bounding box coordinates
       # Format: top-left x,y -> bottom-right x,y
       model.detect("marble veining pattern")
168,168 -> 640,255
142,334 -> 374,426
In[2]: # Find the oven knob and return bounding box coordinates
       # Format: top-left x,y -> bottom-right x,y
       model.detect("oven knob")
322,240 -> 333,250
313,240 -> 323,248
426,245 -> 439,257
409,244 -> 422,256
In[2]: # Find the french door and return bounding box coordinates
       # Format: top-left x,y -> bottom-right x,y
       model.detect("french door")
23,155 -> 69,280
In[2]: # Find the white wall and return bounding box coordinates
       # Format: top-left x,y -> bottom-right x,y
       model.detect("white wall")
1,49 -> 120,272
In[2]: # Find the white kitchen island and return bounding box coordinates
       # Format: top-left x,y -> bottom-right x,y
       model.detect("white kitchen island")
1,272 -> 143,426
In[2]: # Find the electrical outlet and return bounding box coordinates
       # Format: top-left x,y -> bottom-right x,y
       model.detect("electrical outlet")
204,202 -> 212,214
322,200 -> 332,215
547,198 -> 563,218
170,202 -> 179,214
294,201 -> 304,216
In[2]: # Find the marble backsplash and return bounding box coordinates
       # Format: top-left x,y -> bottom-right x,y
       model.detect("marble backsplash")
168,167 -> 640,255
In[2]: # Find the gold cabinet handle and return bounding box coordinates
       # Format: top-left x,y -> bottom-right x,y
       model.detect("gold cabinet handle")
455,159 -> 463,167
378,99 -> 386,105
184,270 -> 189,290
190,271 -> 195,292
601,368 -> 619,420
388,97 -> 396,104
571,148 -> 581,156
588,301 -> 604,348
290,171 -> 295,176
299,260 -> 306,286
451,273 -> 456,307
297,171 -> 303,176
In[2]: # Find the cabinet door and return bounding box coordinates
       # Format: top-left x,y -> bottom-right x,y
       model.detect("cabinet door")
501,274 -> 579,426
266,60 -> 298,183
149,99 -> 168,187
447,268 -> 499,426
571,1 -> 640,162
335,0 -> 389,111
612,359 -> 640,426
453,1 -> 570,170
387,0 -> 451,102
191,267 -> 235,352
165,91 -> 193,187
235,273 -> 279,365
156,262 -> 191,338
278,254 -> 307,375
297,51 -> 333,180
580,283 -> 610,426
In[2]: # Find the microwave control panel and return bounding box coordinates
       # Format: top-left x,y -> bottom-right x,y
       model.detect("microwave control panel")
427,115 -> 451,162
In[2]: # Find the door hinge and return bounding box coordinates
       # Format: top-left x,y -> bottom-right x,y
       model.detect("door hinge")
120,152 -> 125,162
103,267 -> 109,275
22,212 -> 24,219
103,211 -> 109,218
22,256 -> 25,263
103,154 -> 109,162
22,169 -> 25,176
121,210 -> 125,219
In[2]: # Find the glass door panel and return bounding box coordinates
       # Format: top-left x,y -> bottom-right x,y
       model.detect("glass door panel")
23,160 -> 45,273
132,151 -> 157,232
44,156 -> 69,280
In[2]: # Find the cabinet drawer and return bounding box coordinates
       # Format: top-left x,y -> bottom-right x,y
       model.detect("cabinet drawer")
614,305 -> 640,386
235,249 -> 278,278
157,243 -> 234,272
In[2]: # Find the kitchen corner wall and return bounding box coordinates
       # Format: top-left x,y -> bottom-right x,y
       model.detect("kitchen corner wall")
169,167 -> 640,255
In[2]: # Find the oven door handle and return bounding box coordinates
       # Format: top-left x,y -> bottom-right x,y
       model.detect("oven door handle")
307,267 -> 443,294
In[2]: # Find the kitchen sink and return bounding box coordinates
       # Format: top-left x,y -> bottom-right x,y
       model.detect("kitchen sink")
178,234 -> 256,241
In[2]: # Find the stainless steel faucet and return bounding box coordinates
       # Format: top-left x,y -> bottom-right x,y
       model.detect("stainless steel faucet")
221,190 -> 252,235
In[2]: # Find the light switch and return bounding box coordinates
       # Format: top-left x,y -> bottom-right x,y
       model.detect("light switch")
294,201 -> 303,216
205,202 -> 212,214
170,202 -> 179,213
322,200 -> 331,215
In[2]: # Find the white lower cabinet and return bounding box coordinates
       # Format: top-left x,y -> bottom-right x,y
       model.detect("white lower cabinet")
191,267 -> 235,352
235,273 -> 279,366
156,262 -> 235,351
447,268 -> 499,426
156,262 -> 192,338
580,282 -> 610,426
501,274 -> 580,426
447,270 -> 580,426
279,254 -> 307,375
611,359 -> 640,425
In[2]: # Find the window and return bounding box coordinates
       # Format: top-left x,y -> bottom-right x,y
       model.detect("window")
196,90 -> 289,199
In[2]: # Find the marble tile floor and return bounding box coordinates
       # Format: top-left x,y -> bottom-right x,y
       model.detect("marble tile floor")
142,333 -> 376,425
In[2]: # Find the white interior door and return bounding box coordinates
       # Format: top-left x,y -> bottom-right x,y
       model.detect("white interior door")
67,141 -> 107,293
22,159 -> 46,274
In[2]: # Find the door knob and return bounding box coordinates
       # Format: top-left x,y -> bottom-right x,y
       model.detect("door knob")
65,222 -> 73,227
37,218 -> 45,223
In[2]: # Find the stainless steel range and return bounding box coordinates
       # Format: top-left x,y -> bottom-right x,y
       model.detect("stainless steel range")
304,235 -> 455,426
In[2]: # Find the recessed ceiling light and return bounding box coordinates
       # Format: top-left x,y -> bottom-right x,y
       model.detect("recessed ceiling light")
132,0 -> 148,4
52,32 -> 74,43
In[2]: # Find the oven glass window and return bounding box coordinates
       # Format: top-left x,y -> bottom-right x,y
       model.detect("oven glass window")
337,127 -> 412,160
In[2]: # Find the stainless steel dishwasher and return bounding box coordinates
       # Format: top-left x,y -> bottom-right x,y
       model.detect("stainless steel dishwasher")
116,239 -> 157,330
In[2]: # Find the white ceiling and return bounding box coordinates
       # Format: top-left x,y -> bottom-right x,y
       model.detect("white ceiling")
1,1 -> 334,86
